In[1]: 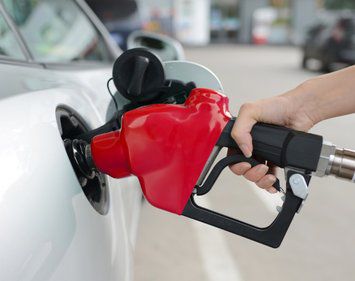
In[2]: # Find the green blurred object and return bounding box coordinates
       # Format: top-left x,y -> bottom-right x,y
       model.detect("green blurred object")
324,0 -> 355,10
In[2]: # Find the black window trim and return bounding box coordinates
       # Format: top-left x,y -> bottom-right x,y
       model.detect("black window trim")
0,0 -> 121,69
75,0 -> 120,58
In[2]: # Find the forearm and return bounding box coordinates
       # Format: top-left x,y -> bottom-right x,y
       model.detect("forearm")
285,66 -> 355,125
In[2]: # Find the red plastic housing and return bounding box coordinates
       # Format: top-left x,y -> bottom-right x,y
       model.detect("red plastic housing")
91,88 -> 231,214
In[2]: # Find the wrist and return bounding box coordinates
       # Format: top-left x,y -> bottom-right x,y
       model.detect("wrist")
292,66 -> 355,124
281,79 -> 320,130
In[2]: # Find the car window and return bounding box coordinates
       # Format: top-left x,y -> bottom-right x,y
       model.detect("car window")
2,0 -> 113,63
0,12 -> 25,59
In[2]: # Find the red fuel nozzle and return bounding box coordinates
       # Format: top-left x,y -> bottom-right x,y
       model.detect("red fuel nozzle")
91,88 -> 231,214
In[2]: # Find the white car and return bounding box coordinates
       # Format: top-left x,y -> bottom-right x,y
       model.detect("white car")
0,0 -> 223,280
0,0 -> 142,280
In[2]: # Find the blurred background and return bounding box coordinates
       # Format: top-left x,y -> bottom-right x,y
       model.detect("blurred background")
85,0 -> 355,280
86,0 -> 355,72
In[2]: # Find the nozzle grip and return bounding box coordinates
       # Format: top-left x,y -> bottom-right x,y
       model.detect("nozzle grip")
218,119 -> 323,172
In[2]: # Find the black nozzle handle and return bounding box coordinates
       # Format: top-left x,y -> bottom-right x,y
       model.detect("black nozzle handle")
183,170 -> 308,248
184,151 -> 310,248
217,119 -> 323,172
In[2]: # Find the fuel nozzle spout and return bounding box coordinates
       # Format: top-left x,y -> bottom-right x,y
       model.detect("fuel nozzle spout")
89,131 -> 131,179
316,142 -> 355,182
65,130 -> 132,186
64,138 -> 96,186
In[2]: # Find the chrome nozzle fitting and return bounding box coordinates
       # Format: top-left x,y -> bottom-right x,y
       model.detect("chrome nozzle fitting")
316,141 -> 355,182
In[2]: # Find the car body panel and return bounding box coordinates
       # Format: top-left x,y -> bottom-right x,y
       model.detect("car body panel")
0,0 -> 147,280
0,61 -> 142,281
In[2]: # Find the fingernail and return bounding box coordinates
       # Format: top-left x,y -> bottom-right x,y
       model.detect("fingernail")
232,163 -> 251,175
258,164 -> 269,173
267,187 -> 277,194
239,163 -> 252,173
240,144 -> 252,158
267,176 -> 276,186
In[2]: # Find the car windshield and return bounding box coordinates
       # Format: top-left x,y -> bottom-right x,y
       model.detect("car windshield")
3,0 -> 113,63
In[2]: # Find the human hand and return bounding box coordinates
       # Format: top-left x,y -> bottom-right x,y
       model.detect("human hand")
230,84 -> 317,193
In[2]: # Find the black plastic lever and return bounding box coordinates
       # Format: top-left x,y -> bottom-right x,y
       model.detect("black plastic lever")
183,174 -> 307,248
183,168 -> 310,248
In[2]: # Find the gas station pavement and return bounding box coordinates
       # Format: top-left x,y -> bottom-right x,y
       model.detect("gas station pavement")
134,45 -> 355,281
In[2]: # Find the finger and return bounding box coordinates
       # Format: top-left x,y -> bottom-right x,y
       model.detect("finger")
265,165 -> 279,193
266,187 -> 278,194
229,162 -> 252,175
267,164 -> 278,175
231,103 -> 259,158
255,174 -> 277,190
243,164 -> 269,182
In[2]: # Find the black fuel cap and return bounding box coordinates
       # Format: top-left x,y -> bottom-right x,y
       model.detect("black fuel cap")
112,48 -> 165,103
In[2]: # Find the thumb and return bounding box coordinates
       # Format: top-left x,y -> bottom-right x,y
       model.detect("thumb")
231,104 -> 258,158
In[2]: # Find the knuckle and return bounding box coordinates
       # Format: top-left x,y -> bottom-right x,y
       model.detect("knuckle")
245,166 -> 267,182
231,129 -> 241,142
256,175 -> 276,190
229,165 -> 240,175
231,125 -> 246,143
235,170 -> 245,176
256,182 -> 268,189
230,163 -> 250,175
239,103 -> 255,114
244,172 -> 257,183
